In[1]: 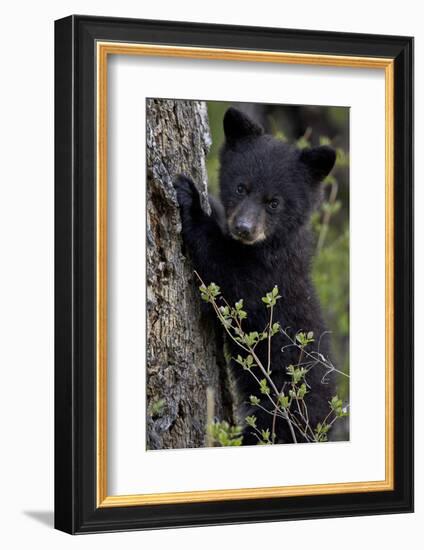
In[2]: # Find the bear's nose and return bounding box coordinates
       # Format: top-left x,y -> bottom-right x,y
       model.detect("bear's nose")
235,220 -> 253,239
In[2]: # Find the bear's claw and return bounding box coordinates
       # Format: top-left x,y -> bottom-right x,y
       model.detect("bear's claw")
173,174 -> 201,211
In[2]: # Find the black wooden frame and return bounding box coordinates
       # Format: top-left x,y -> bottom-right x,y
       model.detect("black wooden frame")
55,15 -> 414,534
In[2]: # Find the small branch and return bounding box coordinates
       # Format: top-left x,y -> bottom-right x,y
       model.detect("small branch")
281,328 -> 349,379
267,305 -> 273,375
193,271 -> 347,446
316,180 -> 338,253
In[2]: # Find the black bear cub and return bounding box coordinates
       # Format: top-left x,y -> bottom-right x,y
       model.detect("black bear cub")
174,107 -> 337,445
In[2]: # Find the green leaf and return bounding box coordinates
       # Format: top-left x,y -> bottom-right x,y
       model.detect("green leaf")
323,174 -> 337,186
261,428 -> 271,441
296,136 -> 310,149
259,379 -> 270,395
315,421 -> 330,442
207,420 -> 243,447
271,322 -> 281,336
278,394 -> 289,408
245,354 -> 254,367
262,287 -> 282,308
319,136 -> 332,146
207,282 -> 221,297
244,331 -> 259,347
297,383 -> 307,399
249,395 -> 260,406
150,399 -> 165,417
219,305 -> 230,318
295,331 -> 314,347
286,365 -> 306,384
245,415 -> 257,428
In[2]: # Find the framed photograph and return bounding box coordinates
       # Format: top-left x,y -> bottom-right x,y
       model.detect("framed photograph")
54,15 -> 413,534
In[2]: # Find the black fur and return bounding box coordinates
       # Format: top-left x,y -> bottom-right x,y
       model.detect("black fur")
174,107 -> 337,445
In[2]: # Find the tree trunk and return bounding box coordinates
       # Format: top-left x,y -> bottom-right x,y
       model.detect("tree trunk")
146,99 -> 233,450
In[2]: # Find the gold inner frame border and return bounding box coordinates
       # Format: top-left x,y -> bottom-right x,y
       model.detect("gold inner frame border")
96,42 -> 394,508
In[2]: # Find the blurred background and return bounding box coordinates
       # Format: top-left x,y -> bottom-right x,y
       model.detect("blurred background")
206,101 -> 350,404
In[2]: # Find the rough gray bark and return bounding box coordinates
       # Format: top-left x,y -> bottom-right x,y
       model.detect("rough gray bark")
146,99 -> 233,450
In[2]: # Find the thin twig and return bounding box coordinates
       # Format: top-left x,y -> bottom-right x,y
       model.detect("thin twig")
267,304 -> 273,375
316,180 -> 339,253
194,271 -> 346,446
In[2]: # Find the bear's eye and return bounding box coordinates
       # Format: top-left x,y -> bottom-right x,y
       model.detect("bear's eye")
268,198 -> 280,209
236,183 -> 247,195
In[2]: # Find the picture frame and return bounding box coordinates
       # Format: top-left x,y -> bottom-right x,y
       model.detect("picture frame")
54,15 -> 414,534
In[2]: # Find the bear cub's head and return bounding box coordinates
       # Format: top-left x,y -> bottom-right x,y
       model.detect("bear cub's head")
219,107 -> 336,246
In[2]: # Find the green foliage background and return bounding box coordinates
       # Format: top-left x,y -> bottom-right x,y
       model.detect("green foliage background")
205,101 -> 350,401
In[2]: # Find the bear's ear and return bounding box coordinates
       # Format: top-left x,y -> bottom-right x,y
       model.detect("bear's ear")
223,107 -> 264,145
299,145 -> 336,182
